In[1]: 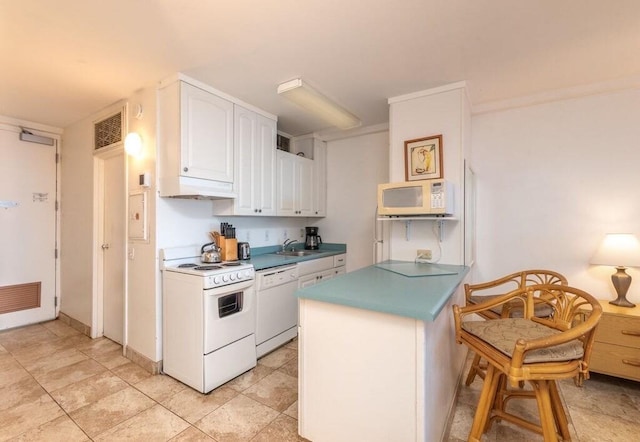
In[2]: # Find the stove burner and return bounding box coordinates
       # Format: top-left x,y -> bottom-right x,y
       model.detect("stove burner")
178,263 -> 198,268
222,261 -> 241,267
194,265 -> 223,271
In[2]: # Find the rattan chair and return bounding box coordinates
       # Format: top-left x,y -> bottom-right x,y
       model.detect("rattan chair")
464,270 -> 568,385
453,284 -> 602,441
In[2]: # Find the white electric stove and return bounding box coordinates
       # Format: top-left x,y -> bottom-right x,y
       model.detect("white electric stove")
161,245 -> 256,393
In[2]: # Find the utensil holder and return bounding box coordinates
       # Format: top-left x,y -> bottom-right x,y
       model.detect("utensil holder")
217,236 -> 238,261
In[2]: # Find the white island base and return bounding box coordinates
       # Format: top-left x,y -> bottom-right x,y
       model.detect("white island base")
298,290 -> 467,442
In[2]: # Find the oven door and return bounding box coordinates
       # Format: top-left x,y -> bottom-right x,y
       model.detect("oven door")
203,279 -> 255,355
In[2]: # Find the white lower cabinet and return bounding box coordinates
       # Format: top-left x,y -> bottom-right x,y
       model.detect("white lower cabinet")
297,254 -> 346,288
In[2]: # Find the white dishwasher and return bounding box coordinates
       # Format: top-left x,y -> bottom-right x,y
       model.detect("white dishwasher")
255,265 -> 299,357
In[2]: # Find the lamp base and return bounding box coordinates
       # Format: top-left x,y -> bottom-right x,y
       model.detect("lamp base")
609,267 -> 636,308
609,297 -> 636,308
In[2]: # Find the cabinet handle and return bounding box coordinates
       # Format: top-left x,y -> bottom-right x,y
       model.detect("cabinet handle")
254,209 -> 258,213
621,330 -> 640,337
622,359 -> 640,367
183,167 -> 188,172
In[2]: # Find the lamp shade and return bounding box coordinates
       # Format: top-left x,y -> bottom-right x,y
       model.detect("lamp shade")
590,233 -> 640,267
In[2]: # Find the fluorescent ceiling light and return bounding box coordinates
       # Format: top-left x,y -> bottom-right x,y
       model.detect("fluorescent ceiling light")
277,78 -> 361,130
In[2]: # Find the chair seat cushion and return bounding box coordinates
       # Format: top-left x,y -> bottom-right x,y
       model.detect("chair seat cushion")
461,318 -> 584,363
468,295 -> 554,318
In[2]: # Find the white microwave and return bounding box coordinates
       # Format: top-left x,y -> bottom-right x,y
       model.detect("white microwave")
377,179 -> 454,216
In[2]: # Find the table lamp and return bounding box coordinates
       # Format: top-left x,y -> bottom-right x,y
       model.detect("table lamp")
590,233 -> 640,307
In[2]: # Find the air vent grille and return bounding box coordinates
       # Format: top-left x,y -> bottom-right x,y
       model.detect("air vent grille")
94,112 -> 123,150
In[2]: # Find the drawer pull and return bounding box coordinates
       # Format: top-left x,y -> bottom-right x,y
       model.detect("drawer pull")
622,359 -> 640,367
621,330 -> 640,337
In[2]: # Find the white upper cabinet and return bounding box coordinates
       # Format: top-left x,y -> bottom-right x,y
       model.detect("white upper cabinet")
158,78 -> 235,198
276,151 -> 314,216
256,116 -> 277,215
231,106 -> 277,216
282,135 -> 327,217
181,83 -> 234,182
312,139 -> 327,217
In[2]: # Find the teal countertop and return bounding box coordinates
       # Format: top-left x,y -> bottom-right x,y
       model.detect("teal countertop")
246,243 -> 347,271
296,260 -> 469,321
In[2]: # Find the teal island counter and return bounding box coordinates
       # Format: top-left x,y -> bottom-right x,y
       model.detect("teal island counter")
296,260 -> 470,442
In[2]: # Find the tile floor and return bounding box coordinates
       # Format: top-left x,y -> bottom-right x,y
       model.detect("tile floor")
2,319 -> 640,441
0,320 -> 302,441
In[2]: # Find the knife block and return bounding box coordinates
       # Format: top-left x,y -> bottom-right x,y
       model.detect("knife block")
218,237 -> 238,261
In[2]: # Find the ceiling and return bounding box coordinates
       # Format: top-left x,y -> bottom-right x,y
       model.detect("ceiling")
1,0 -> 639,136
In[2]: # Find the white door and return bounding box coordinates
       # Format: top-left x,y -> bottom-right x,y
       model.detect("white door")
101,152 -> 125,343
0,127 -> 57,330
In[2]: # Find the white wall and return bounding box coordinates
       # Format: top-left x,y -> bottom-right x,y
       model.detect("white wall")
60,104 -> 121,326
125,87 -> 159,359
387,85 -> 470,265
315,131 -> 389,271
472,88 -> 640,303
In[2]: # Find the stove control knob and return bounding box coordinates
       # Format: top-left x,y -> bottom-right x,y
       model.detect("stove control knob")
222,274 -> 229,283
213,276 -> 221,284
236,271 -> 243,280
230,273 -> 236,281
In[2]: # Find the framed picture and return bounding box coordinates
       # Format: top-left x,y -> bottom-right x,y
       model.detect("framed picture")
404,135 -> 443,181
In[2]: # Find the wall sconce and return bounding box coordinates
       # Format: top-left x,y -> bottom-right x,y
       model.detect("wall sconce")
124,132 -> 143,157
277,78 -> 361,130
590,233 -> 640,307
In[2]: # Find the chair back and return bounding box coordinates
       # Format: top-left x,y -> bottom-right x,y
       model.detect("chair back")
464,270 -> 568,319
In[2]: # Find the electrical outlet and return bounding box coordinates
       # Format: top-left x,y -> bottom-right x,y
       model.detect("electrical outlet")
246,231 -> 251,242
300,228 -> 304,238
284,229 -> 288,239
265,230 -> 270,241
417,249 -> 432,260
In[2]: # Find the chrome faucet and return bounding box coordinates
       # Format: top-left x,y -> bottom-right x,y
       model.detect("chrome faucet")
282,238 -> 298,252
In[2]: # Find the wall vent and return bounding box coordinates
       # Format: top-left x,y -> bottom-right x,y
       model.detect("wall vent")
0,282 -> 41,314
94,111 -> 123,150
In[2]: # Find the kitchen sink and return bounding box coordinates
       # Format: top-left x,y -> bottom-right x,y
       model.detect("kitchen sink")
274,250 -> 323,257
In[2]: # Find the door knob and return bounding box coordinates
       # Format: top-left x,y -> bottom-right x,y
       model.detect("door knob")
101,244 -> 110,250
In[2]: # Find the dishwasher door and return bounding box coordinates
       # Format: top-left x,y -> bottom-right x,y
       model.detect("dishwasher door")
255,265 -> 299,357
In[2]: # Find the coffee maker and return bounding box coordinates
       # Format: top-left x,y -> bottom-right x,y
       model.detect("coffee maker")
304,226 -> 322,250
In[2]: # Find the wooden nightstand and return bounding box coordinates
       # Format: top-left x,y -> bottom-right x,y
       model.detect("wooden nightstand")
589,300 -> 640,381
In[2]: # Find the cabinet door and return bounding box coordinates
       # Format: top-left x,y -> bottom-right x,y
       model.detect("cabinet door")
180,82 -> 234,182
298,274 -> 318,289
298,269 -> 335,288
233,106 -> 256,215
277,151 -> 296,216
297,157 -> 314,216
256,115 -> 277,215
313,140 -> 327,216
319,269 -> 336,282
234,107 -> 277,216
